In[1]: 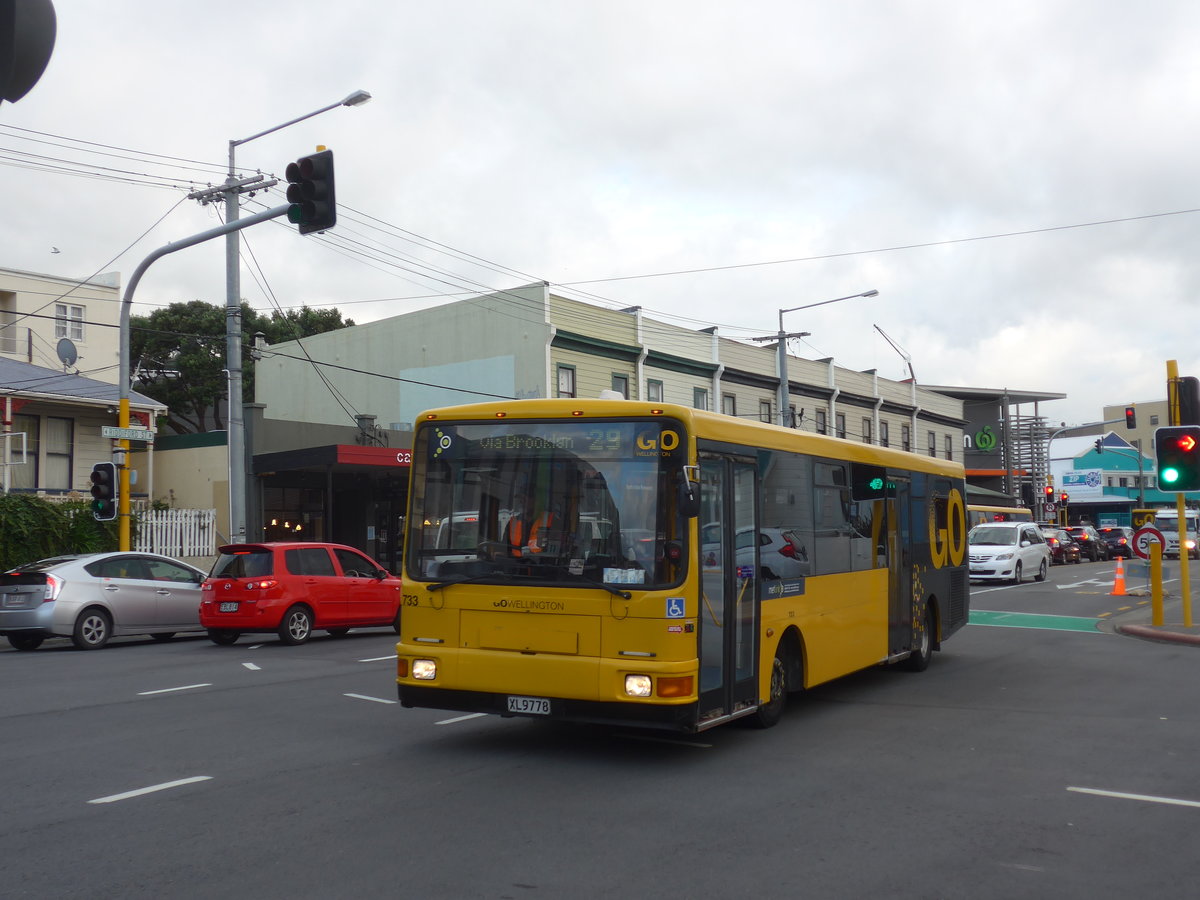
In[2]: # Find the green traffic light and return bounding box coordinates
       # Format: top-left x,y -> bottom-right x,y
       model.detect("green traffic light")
1162,467 -> 1181,485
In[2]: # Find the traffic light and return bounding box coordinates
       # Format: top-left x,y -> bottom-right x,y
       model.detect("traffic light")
1060,492 -> 1068,505
89,461 -> 117,521
1,0 -> 57,104
285,149 -> 335,235
1044,485 -> 1053,498
1155,425 -> 1200,491
1094,439 -> 1103,453
1179,376 -> 1200,425
1125,406 -> 1136,429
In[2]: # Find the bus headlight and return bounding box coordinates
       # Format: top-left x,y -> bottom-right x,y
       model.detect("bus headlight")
412,659 -> 438,680
625,674 -> 652,697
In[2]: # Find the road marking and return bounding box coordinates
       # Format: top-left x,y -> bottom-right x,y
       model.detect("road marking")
969,610 -> 1103,633
1068,786 -> 1200,809
437,713 -> 488,725
88,776 -> 212,804
242,663 -> 260,671
137,683 -> 212,695
1056,579 -> 1112,590
359,655 -> 397,662
619,734 -> 712,749
344,692 -> 397,704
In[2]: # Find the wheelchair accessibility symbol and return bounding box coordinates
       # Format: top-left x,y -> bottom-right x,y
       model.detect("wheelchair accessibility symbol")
665,597 -> 686,618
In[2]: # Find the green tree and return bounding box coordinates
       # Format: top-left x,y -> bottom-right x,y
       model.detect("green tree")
130,301 -> 353,434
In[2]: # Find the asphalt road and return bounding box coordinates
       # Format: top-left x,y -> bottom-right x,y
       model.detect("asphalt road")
4,573 -> 1200,899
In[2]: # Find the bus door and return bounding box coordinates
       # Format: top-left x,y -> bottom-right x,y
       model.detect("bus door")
698,454 -> 760,724
886,476 -> 914,657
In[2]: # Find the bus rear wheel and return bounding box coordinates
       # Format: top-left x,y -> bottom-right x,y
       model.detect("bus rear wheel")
749,646 -> 789,728
905,605 -> 934,672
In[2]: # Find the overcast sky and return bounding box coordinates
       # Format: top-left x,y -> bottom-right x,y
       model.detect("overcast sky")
5,0 -> 1200,426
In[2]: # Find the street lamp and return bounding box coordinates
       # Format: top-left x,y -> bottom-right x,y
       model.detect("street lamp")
222,90 -> 371,543
751,290 -> 879,427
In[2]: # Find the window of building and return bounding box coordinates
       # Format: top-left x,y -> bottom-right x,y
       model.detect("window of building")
611,373 -> 629,398
0,290 -> 17,354
55,303 -> 84,341
646,379 -> 664,403
928,431 -> 937,458
836,413 -> 846,439
760,400 -> 772,423
862,417 -> 872,444
556,365 -> 576,398
815,410 -> 827,435
1150,415 -> 1160,426
694,387 -> 709,411
944,434 -> 953,460
722,394 -> 736,417
902,425 -> 911,452
9,414 -> 37,490
788,404 -> 797,428
44,416 -> 73,490
880,420 -> 889,448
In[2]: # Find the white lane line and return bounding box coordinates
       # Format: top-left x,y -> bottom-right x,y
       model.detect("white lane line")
620,734 -> 712,749
1068,786 -> 1200,809
359,655 -> 397,662
88,776 -> 212,804
247,644 -> 264,649
344,693 -> 397,704
137,684 -> 211,696
242,663 -> 260,670
437,713 -> 488,725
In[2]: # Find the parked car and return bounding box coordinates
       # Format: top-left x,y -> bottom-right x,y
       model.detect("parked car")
0,552 -> 207,651
1041,528 -> 1082,565
1097,526 -> 1135,560
1065,525 -> 1108,562
199,542 -> 403,646
968,522 -> 1050,584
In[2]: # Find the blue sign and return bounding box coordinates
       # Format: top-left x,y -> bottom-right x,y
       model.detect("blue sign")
665,597 -> 685,619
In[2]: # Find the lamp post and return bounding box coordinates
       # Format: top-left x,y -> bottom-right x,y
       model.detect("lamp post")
752,290 -> 879,427
222,90 -> 371,543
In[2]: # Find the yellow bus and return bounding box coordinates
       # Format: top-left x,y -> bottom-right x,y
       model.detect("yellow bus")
967,505 -> 1033,528
395,399 -> 970,732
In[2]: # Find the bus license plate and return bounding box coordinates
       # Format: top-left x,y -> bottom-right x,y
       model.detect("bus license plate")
219,602 -> 239,613
507,696 -> 551,715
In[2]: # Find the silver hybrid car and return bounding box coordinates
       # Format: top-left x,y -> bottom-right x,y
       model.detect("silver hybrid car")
0,552 -> 207,651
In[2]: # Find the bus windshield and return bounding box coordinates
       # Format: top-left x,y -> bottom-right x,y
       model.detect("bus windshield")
406,418 -> 689,589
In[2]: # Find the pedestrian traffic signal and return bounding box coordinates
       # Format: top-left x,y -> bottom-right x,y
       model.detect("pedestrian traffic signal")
1155,426 -> 1200,491
285,149 -> 335,235
1125,406 -> 1136,429
89,461 -> 117,521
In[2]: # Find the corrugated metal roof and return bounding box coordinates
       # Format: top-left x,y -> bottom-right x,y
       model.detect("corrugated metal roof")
0,357 -> 164,410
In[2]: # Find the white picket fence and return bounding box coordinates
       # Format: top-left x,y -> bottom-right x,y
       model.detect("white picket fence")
133,508 -> 218,558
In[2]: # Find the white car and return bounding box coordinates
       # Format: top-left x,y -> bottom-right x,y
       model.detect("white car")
0,552 -> 207,651
968,522 -> 1050,584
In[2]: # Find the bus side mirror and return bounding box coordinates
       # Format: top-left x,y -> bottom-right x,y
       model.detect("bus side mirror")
678,467 -> 700,519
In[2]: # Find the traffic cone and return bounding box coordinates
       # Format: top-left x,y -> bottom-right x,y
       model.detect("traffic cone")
1110,557 -> 1127,596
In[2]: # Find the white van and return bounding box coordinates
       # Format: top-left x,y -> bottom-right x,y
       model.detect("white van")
1148,510 -> 1200,559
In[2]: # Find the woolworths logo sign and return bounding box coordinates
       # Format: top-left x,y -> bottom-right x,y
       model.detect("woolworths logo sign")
963,426 -> 998,451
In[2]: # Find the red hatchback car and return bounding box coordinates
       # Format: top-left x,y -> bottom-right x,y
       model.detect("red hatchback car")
199,542 -> 402,646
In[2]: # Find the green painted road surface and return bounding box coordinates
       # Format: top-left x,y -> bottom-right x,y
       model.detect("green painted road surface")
969,610 -> 1103,633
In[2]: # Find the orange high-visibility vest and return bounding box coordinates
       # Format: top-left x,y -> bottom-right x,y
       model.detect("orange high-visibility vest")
508,512 -> 556,555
